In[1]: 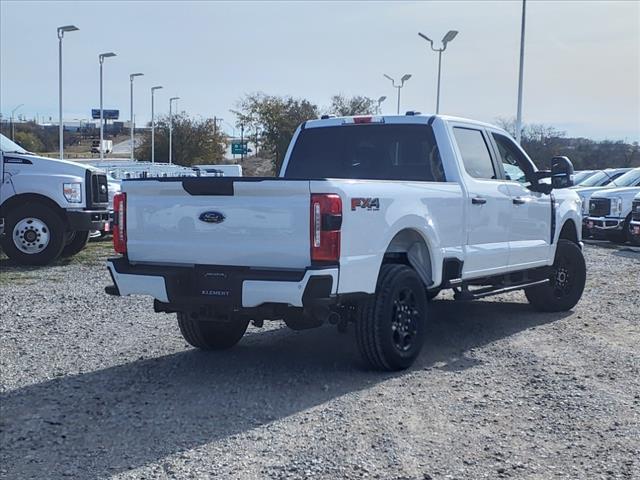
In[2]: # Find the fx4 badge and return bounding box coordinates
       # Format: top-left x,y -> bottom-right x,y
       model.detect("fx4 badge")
351,197 -> 380,211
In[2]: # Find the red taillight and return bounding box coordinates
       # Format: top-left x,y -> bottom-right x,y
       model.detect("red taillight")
353,116 -> 372,124
113,192 -> 127,254
310,194 -> 342,263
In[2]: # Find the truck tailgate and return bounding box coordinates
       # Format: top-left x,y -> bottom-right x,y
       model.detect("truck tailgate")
123,178 -> 311,268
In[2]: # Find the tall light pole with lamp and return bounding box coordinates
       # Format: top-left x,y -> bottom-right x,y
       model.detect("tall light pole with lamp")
57,25 -> 79,161
10,104 -> 24,141
376,95 -> 387,114
515,0 -> 527,144
98,52 -> 116,161
418,30 -> 458,114
150,86 -> 163,163
169,96 -> 180,164
383,74 -> 412,114
129,73 -> 144,161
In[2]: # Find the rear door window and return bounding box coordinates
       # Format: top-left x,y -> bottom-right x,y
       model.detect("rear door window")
453,127 -> 496,180
285,124 -> 445,182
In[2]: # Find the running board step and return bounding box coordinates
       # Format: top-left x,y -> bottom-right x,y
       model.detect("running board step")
454,278 -> 549,301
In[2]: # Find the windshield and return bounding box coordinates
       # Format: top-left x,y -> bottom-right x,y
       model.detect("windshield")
0,134 -> 28,154
573,171 -> 595,185
285,124 -> 446,182
612,168 -> 640,187
579,170 -> 622,187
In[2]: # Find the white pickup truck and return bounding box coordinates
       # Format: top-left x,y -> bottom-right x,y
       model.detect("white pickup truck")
630,192 -> 640,246
106,114 -> 585,370
1,134 -> 110,265
585,168 -> 640,243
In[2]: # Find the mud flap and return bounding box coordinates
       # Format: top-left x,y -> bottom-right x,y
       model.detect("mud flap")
407,242 -> 433,288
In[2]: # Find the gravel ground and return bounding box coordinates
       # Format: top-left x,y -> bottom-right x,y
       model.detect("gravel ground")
0,242 -> 639,480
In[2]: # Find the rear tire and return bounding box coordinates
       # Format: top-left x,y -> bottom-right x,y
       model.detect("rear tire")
177,312 -> 249,350
0,202 -> 65,266
525,239 -> 586,312
355,264 -> 428,371
61,231 -> 90,257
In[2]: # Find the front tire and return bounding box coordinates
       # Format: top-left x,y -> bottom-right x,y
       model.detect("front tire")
61,231 -> 90,257
177,312 -> 249,350
525,239 -> 586,312
355,264 -> 428,371
0,202 -> 66,266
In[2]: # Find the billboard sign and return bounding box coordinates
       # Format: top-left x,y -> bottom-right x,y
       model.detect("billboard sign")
91,109 -> 119,120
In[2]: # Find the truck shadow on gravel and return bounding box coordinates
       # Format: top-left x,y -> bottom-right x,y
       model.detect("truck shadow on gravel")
1,299 -> 570,479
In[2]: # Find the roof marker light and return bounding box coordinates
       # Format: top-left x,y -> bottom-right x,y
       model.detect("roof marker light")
343,116 -> 385,125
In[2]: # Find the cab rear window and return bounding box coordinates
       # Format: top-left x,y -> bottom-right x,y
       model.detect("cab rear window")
284,124 -> 445,182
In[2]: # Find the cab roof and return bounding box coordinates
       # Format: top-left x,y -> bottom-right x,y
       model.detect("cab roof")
304,113 -> 505,132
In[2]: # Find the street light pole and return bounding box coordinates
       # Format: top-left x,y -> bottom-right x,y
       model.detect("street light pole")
57,25 -> 78,161
515,0 -> 527,144
10,104 -> 23,141
169,97 -> 180,164
129,73 -> 144,161
151,86 -> 163,163
376,95 -> 387,114
383,74 -> 412,114
418,30 -> 458,114
98,52 -> 116,161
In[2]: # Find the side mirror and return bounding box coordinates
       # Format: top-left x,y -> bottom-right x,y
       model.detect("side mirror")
551,156 -> 574,189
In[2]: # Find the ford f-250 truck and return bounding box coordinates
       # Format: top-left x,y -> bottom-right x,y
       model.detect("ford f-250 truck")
106,114 -> 585,371
585,168 -> 640,243
1,134 -> 110,265
629,192 -> 640,246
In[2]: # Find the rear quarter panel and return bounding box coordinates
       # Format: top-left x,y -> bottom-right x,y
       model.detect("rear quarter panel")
311,179 -> 464,294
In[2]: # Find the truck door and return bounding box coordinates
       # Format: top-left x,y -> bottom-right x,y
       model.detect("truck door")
451,125 -> 512,278
489,131 -> 552,269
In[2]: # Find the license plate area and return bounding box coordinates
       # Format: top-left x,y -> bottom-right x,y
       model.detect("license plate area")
194,266 -> 242,304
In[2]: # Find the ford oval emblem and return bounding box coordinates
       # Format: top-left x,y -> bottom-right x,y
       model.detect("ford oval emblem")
199,211 -> 225,224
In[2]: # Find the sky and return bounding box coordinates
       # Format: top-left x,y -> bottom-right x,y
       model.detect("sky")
1,0 -> 638,141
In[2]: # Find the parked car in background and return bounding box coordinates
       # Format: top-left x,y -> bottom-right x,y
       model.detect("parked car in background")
573,168 -> 630,188
573,168 -> 635,236
91,139 -> 113,155
572,170 -> 597,185
94,174 -> 121,238
106,114 -> 585,371
629,192 -> 640,246
192,164 -> 243,177
586,168 -> 640,243
0,134 -> 110,265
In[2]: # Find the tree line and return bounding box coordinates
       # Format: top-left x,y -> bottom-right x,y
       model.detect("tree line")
4,94 -> 638,174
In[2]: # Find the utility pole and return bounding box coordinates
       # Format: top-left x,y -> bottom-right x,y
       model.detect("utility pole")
129,73 -> 144,161
57,25 -> 79,161
418,30 -> 458,114
240,123 -> 245,161
150,86 -> 163,163
10,104 -> 23,141
383,74 -> 412,114
515,0 -> 527,144
169,96 -> 179,164
98,52 -> 116,161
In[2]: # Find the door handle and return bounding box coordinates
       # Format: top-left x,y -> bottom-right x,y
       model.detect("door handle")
472,196 -> 487,205
512,197 -> 527,205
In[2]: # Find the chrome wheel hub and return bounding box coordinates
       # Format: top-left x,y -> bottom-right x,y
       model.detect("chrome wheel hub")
13,217 -> 50,254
